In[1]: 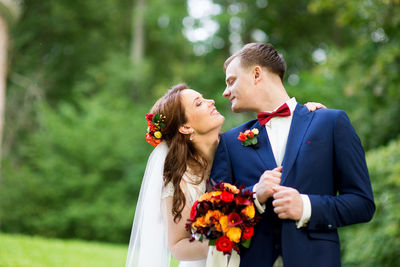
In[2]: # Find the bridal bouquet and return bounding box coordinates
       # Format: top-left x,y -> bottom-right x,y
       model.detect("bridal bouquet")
186,182 -> 258,255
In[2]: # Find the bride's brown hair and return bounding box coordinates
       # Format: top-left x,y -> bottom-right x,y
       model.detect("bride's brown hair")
150,83 -> 208,223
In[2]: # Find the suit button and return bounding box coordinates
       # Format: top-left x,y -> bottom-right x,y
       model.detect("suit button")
328,224 -> 333,229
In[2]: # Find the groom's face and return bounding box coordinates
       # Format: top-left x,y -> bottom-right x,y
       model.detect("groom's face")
223,57 -> 256,113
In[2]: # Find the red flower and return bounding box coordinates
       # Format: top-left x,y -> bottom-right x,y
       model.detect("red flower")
237,132 -> 247,141
145,113 -> 154,122
248,131 -> 254,138
228,212 -> 243,227
235,196 -> 252,206
190,200 -> 198,220
145,133 -> 161,147
215,236 -> 233,253
242,226 -> 254,241
220,191 -> 234,203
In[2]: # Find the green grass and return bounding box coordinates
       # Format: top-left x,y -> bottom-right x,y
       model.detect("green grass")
0,233 -> 180,267
0,233 -> 127,267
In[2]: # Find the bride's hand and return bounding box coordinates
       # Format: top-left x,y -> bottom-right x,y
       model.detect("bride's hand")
304,102 -> 327,112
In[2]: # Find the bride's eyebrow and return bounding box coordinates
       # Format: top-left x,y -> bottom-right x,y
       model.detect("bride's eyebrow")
192,95 -> 203,105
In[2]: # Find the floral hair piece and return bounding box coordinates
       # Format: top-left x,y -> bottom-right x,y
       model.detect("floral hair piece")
145,113 -> 166,147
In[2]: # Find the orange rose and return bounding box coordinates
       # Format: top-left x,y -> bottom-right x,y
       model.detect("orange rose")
198,191 -> 222,202
224,183 -> 240,194
192,216 -> 208,229
205,210 -> 223,222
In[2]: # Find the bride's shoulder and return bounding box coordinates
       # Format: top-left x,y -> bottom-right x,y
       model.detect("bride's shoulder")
162,181 -> 174,199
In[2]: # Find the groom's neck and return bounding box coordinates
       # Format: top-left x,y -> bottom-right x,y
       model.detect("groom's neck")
255,84 -> 290,112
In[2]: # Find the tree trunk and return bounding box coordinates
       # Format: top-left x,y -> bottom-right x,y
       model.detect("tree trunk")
130,0 -> 146,63
0,15 -> 8,165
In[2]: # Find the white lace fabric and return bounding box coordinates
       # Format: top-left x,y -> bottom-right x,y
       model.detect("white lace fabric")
162,171 -> 206,206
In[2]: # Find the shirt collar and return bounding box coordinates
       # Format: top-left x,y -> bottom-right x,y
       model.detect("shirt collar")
265,97 -> 297,127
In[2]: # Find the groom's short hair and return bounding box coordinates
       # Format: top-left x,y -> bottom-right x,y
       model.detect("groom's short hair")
224,43 -> 286,81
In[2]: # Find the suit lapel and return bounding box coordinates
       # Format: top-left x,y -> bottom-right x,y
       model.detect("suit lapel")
253,121 -> 277,171
281,104 -> 315,185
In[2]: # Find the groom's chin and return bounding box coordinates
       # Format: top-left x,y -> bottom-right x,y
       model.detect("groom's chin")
231,105 -> 245,113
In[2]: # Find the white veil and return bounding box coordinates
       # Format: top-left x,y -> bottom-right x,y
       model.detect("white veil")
126,141 -> 171,267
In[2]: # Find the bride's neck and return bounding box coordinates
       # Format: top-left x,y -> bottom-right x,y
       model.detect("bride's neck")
192,129 -> 220,165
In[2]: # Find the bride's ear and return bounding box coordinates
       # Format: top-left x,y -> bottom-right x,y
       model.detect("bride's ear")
179,124 -> 194,135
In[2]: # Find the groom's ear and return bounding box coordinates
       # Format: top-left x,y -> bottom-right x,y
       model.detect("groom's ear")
253,66 -> 263,84
178,124 -> 194,135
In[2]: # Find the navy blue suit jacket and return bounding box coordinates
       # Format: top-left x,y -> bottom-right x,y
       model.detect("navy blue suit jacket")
210,104 -> 375,267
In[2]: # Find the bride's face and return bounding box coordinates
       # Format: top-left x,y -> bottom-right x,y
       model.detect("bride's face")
180,89 -> 225,135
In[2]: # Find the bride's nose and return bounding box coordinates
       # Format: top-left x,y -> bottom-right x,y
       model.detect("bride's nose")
207,99 -> 215,106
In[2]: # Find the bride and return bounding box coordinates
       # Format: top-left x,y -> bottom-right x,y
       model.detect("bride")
126,83 -> 324,267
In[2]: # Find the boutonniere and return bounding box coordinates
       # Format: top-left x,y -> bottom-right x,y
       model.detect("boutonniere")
238,128 -> 259,147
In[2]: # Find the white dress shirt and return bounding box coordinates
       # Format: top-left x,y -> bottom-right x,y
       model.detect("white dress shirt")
254,97 -> 311,228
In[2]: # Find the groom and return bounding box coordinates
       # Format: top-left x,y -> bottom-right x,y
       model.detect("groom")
210,43 -> 375,267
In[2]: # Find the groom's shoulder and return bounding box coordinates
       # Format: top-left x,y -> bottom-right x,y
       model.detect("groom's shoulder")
311,107 -> 348,120
222,119 -> 259,139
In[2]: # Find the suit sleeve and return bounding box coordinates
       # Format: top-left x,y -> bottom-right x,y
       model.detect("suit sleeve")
307,111 -> 375,231
211,134 -> 255,195
210,134 -> 234,185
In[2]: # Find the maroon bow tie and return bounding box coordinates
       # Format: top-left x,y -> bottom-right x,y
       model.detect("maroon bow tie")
257,103 -> 291,126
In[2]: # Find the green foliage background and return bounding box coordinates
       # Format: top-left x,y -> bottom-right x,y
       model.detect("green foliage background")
0,0 -> 399,265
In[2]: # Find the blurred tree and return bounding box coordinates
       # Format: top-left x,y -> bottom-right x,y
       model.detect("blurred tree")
0,0 -> 20,165
131,0 -> 146,63
300,0 -> 400,149
340,136 -> 400,267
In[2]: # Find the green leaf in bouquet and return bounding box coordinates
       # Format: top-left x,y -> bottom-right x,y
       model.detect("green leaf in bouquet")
209,239 -> 216,246
241,238 -> 252,248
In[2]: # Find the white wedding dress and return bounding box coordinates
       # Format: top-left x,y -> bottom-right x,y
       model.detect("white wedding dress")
126,142 -> 239,267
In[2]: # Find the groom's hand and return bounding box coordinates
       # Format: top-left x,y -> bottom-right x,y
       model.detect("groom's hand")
255,166 -> 282,204
272,185 -> 303,220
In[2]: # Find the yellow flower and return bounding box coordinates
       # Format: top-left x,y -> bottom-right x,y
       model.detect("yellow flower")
154,131 -> 162,139
219,215 -> 229,233
251,128 -> 259,135
226,227 -> 242,243
241,204 -> 255,219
